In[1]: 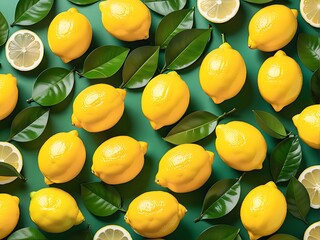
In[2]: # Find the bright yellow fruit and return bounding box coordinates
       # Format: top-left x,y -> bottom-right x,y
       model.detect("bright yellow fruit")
124,191 -> 186,238
155,144 -> 214,193
0,194 -> 20,239
258,50 -> 303,112
29,187 -> 84,233
99,0 -> 151,42
48,8 -> 92,63
293,104 -> 320,149
215,121 -> 267,171
199,41 -> 246,104
72,84 -> 126,132
0,73 -> 18,120
141,71 -> 190,130
248,4 -> 298,52
92,136 -> 148,184
240,181 -> 287,240
38,130 -> 86,185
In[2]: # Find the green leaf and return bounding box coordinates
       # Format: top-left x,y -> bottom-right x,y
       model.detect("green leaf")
155,8 -> 194,49
145,0 -> 187,16
197,225 -> 240,240
82,45 -> 129,79
81,182 -> 122,217
8,106 -> 50,142
286,177 -> 310,222
163,28 -> 212,71
195,178 -> 241,222
253,110 -> 288,139
121,46 -> 159,89
0,162 -> 26,181
297,33 -> 320,72
67,226 -> 93,240
270,136 -> 302,183
12,0 -> 54,26
8,227 -> 47,240
311,68 -> 320,103
0,12 -> 9,46
244,0 -> 273,3
68,0 -> 99,5
267,234 -> 300,240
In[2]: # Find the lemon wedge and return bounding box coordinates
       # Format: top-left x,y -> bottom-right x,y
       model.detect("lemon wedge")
94,225 -> 132,240
304,221 -> 320,240
300,0 -> 320,28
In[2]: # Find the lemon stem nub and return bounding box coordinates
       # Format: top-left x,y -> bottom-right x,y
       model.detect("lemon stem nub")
221,33 -> 226,43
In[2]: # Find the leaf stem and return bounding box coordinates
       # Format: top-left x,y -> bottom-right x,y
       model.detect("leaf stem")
194,214 -> 203,223
26,98 -> 34,104
119,208 -> 127,213
221,33 -> 226,44
217,108 -> 236,121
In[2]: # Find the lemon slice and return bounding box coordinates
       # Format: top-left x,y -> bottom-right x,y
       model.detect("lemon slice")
304,221 -> 320,240
300,0 -> 320,28
0,142 -> 23,185
94,225 -> 132,240
5,29 -> 44,71
298,165 -> 320,209
197,0 -> 240,23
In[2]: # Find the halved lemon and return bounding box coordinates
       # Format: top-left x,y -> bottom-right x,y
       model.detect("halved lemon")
94,225 -> 132,240
300,0 -> 320,28
5,29 -> 44,71
197,0 -> 240,23
0,141 -> 23,185
304,221 -> 320,240
298,165 -> 320,209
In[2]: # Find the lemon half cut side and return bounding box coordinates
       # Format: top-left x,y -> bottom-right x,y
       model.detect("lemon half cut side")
300,0 -> 320,28
94,225 -> 132,240
304,221 -> 320,240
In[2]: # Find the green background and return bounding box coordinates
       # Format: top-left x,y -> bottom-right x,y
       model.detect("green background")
0,0 -> 319,239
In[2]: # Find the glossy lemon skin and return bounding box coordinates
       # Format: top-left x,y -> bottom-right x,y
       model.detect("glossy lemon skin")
29,188 -> 84,233
72,84 -> 126,132
124,191 -> 186,238
248,5 -> 298,52
0,74 -> 18,120
48,8 -> 92,63
240,181 -> 287,240
92,136 -> 148,184
199,42 -> 247,104
155,144 -> 214,193
293,104 -> 320,149
141,71 -> 190,130
0,194 -> 20,239
100,0 -> 151,41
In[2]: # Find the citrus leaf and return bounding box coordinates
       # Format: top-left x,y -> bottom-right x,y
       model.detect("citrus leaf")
81,182 -> 122,217
197,225 -> 240,240
8,106 -> 50,142
0,12 -> 9,46
31,68 -> 74,107
145,0 -> 187,16
311,68 -> 320,103
68,0 -> 99,5
7,227 -> 46,240
286,177 -> 310,223
267,234 -> 300,240
253,110 -> 288,139
67,226 -> 93,240
163,28 -> 212,71
155,8 -> 194,49
0,162 -> 26,180
270,136 -> 302,183
82,45 -> 129,79
12,0 -> 54,26
121,46 -> 159,89
297,33 -> 320,72
244,0 -> 273,3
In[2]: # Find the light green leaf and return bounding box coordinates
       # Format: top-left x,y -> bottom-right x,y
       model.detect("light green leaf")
0,12 -> 9,46
297,33 -> 320,72
68,0 -> 99,5
0,162 -> 26,181
7,227 -> 46,240
145,0 -> 187,16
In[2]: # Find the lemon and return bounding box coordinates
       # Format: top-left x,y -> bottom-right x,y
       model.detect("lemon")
248,4 -> 298,52
92,136 -> 148,184
215,121 -> 267,171
38,130 -> 86,185
99,0 -> 151,42
94,225 -> 132,240
0,73 -> 18,121
298,165 -> 320,209
258,50 -> 303,112
0,193 -> 20,239
48,8 -> 92,63
304,221 -> 320,240
292,104 -> 320,149
240,181 -> 287,240
199,39 -> 246,104
124,191 -> 187,238
5,29 -> 44,71
197,0 -> 240,23
29,187 -> 84,233
72,84 -> 126,132
300,0 -> 320,28
141,71 -> 190,130
155,144 -> 214,193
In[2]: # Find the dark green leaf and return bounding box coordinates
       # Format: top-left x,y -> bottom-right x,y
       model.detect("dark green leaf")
68,0 -> 99,5
145,0 -> 187,16
267,234 -> 300,240
8,106 -> 50,142
297,33 -> 320,72
12,0 -> 54,26
67,226 -> 93,240
270,136 -> 302,183
244,0 -> 273,3
163,28 -> 212,71
0,12 -> 9,46
81,182 -> 122,217
197,225 -> 240,240
0,162 -> 26,180
82,46 -> 129,79
253,110 -> 288,139
122,46 -> 159,89
8,227 -> 46,240
286,177 -> 310,222
311,68 -> 320,103
155,8 -> 194,49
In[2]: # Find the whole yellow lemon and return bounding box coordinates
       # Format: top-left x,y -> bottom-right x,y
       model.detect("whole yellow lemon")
0,73 -> 18,120
0,194 -> 20,239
